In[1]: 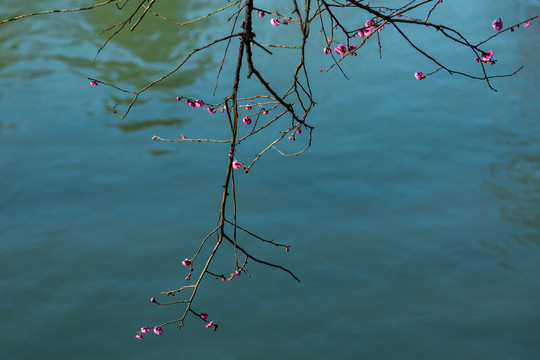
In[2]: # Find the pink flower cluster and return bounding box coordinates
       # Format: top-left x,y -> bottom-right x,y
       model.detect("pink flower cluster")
200,313 -> 218,331
330,44 -> 358,56
414,72 -> 425,80
269,15 -> 291,27
185,99 -> 205,108
135,326 -> 163,339
357,19 -> 382,37
178,96 -> 220,114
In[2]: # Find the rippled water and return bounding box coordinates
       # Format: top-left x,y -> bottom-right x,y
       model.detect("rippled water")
1,1 -> 539,359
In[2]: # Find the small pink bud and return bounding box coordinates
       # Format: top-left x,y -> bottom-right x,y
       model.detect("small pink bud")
243,116 -> 252,125
235,270 -> 241,275
296,129 -> 301,134
271,18 -> 280,26
414,71 -> 425,80
141,327 -> 150,333
245,105 -> 252,110
259,12 -> 265,18
195,99 -> 204,107
153,326 -> 163,335
136,334 -> 143,339
524,21 -> 531,28
323,47 -> 331,54
221,277 -> 226,282
205,321 -> 214,328
150,297 -> 156,303
90,80 -> 98,87
263,110 -> 268,115
200,313 -> 208,320
151,136 -> 157,140
176,96 -> 182,101
475,58 -> 479,63
182,258 -> 192,267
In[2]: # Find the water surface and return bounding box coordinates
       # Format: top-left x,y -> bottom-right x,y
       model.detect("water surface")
1,1 -> 539,359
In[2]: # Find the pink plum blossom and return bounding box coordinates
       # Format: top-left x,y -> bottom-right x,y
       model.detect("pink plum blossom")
323,46 -> 331,54
90,80 -> 98,86
153,327 -> 163,335
271,18 -> 280,26
195,99 -> 205,107
200,313 -> 208,319
243,116 -> 252,125
414,72 -> 425,80
207,107 -> 216,114
524,21 -> 531,28
232,160 -> 243,169
245,104 -> 252,110
482,50 -> 494,62
205,321 -> 214,328
492,18 -> 503,31
186,99 -> 196,108
182,258 -> 192,267
136,334 -> 143,339
141,327 -> 150,333
259,12 -> 265,18
334,44 -> 346,56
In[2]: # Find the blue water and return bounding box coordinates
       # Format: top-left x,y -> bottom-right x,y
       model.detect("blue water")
1,1 -> 539,359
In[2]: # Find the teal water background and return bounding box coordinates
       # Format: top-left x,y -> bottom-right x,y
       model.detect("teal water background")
1,1 -> 539,359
